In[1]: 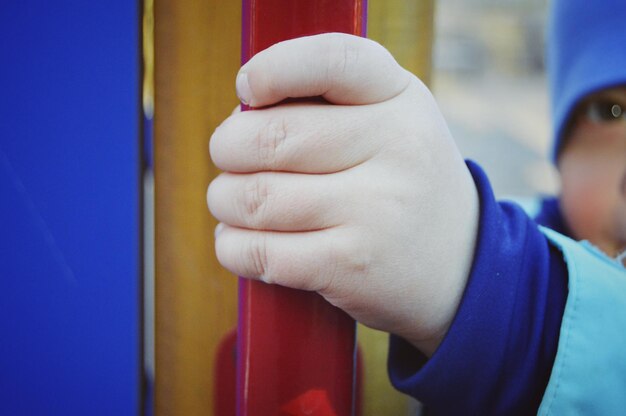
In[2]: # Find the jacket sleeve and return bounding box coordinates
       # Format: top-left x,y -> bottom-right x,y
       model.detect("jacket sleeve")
387,160 -> 568,415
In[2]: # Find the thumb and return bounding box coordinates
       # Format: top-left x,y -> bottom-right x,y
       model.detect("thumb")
236,33 -> 411,107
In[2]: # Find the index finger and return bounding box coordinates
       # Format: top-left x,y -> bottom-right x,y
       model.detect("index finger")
236,33 -> 411,107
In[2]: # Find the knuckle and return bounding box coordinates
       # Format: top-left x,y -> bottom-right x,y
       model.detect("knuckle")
327,35 -> 360,81
320,232 -> 371,294
255,116 -> 288,169
242,174 -> 271,227
335,233 -> 371,278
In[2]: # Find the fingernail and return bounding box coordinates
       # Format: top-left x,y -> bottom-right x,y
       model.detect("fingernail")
214,223 -> 225,238
236,72 -> 252,105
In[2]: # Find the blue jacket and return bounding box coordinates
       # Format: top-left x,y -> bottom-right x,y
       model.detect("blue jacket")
388,0 -> 626,411
388,162 -> 626,414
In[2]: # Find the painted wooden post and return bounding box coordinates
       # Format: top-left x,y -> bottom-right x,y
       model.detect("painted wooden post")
0,2 -> 142,415
154,1 -> 241,415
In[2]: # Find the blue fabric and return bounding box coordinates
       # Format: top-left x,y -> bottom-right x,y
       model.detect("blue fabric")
534,197 -> 572,238
547,0 -> 626,160
388,161 -> 568,415
538,229 -> 626,415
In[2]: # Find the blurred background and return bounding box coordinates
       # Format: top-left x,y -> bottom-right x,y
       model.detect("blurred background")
433,0 -> 558,199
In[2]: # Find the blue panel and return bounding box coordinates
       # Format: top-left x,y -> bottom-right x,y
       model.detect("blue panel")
0,1 -> 141,415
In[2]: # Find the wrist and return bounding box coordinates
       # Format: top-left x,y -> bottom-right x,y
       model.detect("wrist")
407,162 -> 480,357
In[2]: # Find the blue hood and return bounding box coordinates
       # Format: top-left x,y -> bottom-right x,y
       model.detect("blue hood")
547,0 -> 626,161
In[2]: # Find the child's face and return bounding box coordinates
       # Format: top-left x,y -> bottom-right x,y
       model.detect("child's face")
558,86 -> 626,259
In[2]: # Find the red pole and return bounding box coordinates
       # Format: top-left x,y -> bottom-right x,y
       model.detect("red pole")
238,1 -> 367,415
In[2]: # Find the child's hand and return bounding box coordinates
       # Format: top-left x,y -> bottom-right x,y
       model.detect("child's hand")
207,33 -> 479,355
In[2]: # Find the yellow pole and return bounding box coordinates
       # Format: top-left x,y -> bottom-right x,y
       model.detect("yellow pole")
154,1 -> 240,414
369,0 -> 434,84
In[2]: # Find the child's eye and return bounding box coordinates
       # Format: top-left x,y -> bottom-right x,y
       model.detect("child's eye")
586,100 -> 625,123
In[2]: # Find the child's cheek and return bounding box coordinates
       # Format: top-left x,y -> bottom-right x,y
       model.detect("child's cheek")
560,155 -> 614,245
562,183 -> 605,239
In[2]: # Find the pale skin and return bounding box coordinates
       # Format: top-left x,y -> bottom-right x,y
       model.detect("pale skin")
207,33 -> 479,357
207,34 -> 626,358
558,86 -> 626,262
